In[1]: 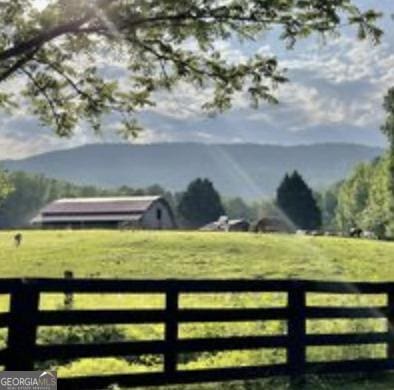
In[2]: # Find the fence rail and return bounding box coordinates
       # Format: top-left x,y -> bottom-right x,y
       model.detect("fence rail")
0,278 -> 394,389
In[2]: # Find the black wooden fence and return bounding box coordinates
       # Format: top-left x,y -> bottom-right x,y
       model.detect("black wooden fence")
1,278 -> 394,389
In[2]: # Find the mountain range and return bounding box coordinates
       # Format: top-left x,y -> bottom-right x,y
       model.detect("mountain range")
2,143 -> 383,199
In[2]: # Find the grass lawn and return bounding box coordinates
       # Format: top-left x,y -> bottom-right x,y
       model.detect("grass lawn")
1,230 -> 394,389
0,230 -> 393,280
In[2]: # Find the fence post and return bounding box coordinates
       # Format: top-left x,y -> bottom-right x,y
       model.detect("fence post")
387,292 -> 394,359
164,288 -> 179,376
288,282 -> 306,388
6,280 -> 40,371
64,270 -> 74,310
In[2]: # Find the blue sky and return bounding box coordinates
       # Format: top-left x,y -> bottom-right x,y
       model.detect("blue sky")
0,0 -> 393,159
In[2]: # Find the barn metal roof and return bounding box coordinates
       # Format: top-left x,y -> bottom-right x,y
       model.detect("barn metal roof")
40,196 -> 161,215
32,214 -> 143,224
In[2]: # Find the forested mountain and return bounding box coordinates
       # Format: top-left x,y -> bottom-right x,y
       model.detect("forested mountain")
2,143 -> 382,199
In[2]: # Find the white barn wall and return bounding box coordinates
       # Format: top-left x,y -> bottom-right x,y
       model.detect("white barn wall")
141,200 -> 176,229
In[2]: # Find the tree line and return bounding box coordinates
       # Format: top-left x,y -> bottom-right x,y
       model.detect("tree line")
5,153 -> 394,236
334,155 -> 392,238
320,87 -> 394,240
0,169 -> 323,231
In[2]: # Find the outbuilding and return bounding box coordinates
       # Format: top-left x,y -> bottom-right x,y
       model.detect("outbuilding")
253,217 -> 294,233
31,196 -> 176,229
201,216 -> 250,232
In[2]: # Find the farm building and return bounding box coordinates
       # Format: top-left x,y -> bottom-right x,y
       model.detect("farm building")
253,216 -> 294,233
31,196 -> 176,229
201,216 -> 250,232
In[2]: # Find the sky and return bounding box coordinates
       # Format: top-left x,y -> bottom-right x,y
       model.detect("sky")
0,0 -> 394,159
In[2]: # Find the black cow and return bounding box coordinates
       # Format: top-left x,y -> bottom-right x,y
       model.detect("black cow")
349,227 -> 363,238
14,233 -> 23,247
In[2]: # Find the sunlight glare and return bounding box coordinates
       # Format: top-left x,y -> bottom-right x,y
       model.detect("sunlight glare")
33,0 -> 49,11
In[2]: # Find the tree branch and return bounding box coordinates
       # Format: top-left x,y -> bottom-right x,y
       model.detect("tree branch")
20,67 -> 63,130
0,0 -> 119,63
0,48 -> 39,82
0,16 -> 93,62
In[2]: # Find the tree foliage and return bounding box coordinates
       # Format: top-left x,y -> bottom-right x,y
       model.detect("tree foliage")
0,0 -> 382,137
332,90 -> 394,239
382,88 -> 394,149
178,178 -> 225,228
381,88 -> 394,221
335,163 -> 372,231
0,169 -> 13,205
316,184 -> 341,230
335,156 -> 392,238
276,171 -> 321,230
223,197 -> 259,222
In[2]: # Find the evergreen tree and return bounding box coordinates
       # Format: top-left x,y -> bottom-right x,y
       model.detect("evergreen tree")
178,178 -> 225,228
276,171 -> 322,230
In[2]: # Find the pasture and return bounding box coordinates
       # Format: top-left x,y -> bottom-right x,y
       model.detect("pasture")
1,230 -> 394,389
0,230 -> 394,280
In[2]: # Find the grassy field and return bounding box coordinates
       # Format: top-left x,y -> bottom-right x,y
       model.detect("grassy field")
1,230 -> 394,280
1,230 -> 394,389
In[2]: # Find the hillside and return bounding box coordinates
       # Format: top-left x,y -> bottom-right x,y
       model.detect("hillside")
2,143 -> 382,198
1,230 -> 393,280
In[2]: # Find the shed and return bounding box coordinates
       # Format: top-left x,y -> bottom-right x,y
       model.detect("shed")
31,196 -> 176,230
253,217 -> 294,233
227,219 -> 250,232
201,216 -> 250,232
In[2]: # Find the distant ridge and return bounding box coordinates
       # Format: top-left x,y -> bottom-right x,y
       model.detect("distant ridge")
2,143 -> 383,199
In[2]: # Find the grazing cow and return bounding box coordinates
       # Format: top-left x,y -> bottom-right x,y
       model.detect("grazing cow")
363,231 -> 377,240
14,233 -> 23,247
349,227 -> 363,238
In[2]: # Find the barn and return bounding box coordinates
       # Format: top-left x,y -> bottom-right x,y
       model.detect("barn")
31,196 -> 177,229
253,216 -> 294,233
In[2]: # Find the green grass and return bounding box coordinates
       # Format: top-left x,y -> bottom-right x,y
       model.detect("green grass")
1,230 -> 394,389
0,230 -> 393,280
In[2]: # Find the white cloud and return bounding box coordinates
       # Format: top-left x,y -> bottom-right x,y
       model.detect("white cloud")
249,36 -> 394,132
0,133 -> 62,159
131,127 -> 174,144
144,34 -> 394,140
